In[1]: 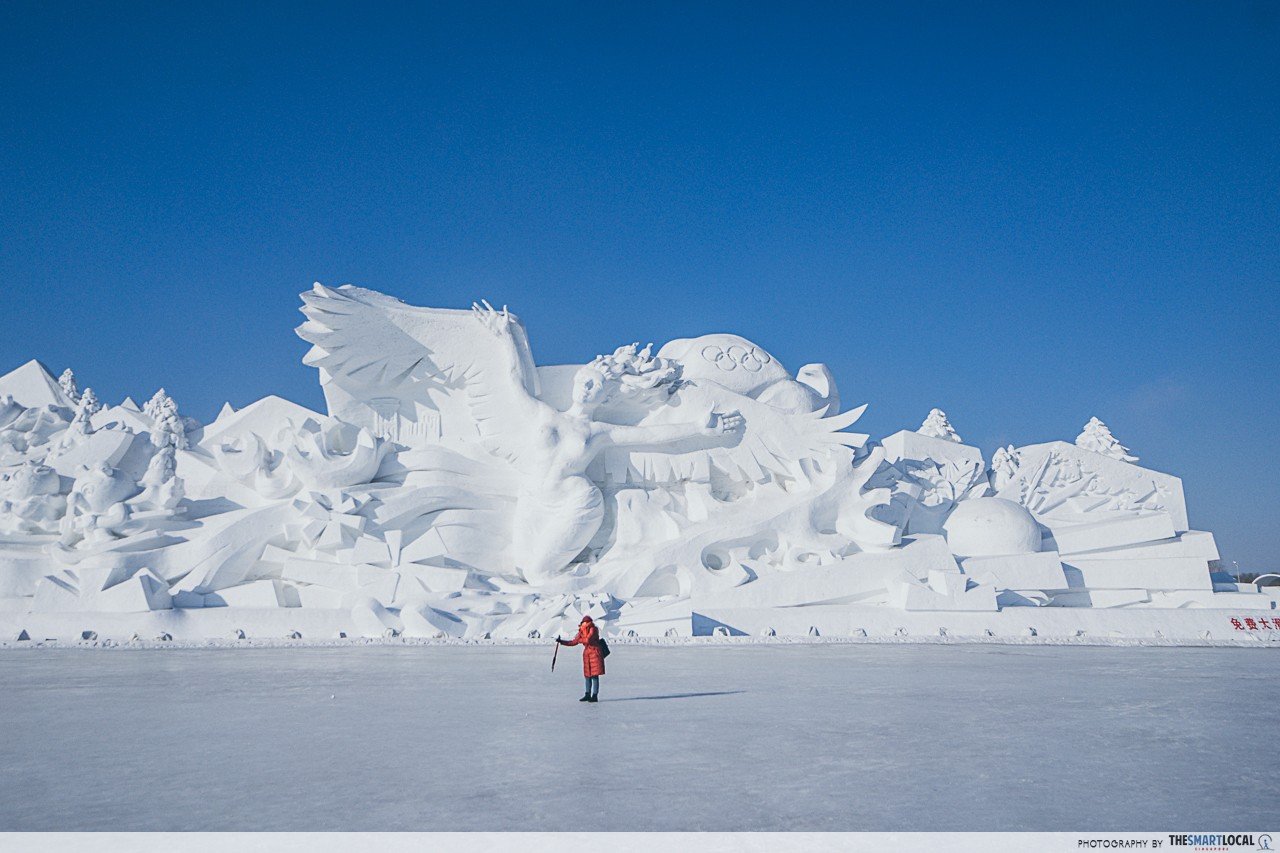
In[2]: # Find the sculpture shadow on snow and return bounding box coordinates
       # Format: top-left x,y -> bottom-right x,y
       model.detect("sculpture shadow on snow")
604,690 -> 746,703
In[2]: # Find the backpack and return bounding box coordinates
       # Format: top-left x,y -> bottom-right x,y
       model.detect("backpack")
597,636 -> 611,659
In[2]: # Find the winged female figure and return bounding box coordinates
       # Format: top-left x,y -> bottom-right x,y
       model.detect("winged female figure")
467,301 -> 743,582
297,284 -> 743,584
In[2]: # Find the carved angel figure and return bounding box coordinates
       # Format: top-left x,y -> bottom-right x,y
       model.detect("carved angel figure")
296,284 -> 869,586
468,302 -> 743,581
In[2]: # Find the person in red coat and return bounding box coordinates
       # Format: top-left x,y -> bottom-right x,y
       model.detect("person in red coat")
557,615 -> 605,702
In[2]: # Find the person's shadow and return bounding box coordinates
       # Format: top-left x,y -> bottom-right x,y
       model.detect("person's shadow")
604,691 -> 744,702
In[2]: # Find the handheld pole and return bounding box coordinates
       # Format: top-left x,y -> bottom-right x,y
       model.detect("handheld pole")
551,638 -> 560,672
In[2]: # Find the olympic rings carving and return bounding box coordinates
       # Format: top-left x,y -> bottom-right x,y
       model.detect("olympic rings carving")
699,344 -> 772,373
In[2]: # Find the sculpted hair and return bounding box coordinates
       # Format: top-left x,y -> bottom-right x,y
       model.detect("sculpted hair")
587,343 -> 681,403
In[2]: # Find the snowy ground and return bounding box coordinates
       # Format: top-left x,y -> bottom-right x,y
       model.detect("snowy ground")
1,644 -> 1276,831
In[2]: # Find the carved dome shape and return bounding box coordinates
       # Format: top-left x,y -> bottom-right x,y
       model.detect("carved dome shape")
943,497 -> 1042,557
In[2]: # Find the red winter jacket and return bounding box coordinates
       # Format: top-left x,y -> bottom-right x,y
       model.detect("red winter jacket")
563,618 -> 605,677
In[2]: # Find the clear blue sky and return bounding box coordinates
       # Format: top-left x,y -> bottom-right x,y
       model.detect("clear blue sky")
1,2 -> 1276,569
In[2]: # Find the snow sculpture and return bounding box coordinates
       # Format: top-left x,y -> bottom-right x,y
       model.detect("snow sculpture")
211,416 -> 389,502
943,497 -> 1041,558
656,334 -> 788,397
1075,417 -> 1137,462
58,369 -> 80,405
0,461 -> 65,534
286,419 -> 387,491
875,430 -> 988,536
132,445 -> 184,512
58,462 -> 140,548
0,394 -> 21,429
211,432 -> 298,499
918,408 -> 961,443
58,387 -> 100,450
989,444 -> 1019,491
297,287 -> 870,587
0,400 -> 71,467
144,389 -> 187,449
76,387 -> 101,420
0,360 -> 77,409
0,285 -> 1262,641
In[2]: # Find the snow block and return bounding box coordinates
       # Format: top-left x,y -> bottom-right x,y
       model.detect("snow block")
1061,530 -> 1219,562
927,570 -> 968,598
398,562 -> 469,595
350,596 -> 403,638
1000,441 -> 1189,532
33,568 -> 172,612
891,577 -> 997,611
1050,589 -> 1151,608
959,552 -> 1069,590
278,556 -> 397,602
94,570 -> 173,612
172,590 -> 205,608
342,572 -> 399,606
996,590 -> 1049,607
690,613 -> 750,636
1148,590 -> 1278,610
278,556 -> 364,591
293,584 -> 347,609
692,535 -> 957,610
613,599 -> 694,637
0,360 -> 75,408
32,571 -> 79,611
881,430 -> 984,471
1061,556 -> 1212,591
0,553 -> 51,597
344,535 -> 392,567
204,580 -> 300,608
400,601 -> 465,638
1043,513 -> 1178,556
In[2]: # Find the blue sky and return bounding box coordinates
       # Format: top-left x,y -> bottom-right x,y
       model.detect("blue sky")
1,2 -> 1276,569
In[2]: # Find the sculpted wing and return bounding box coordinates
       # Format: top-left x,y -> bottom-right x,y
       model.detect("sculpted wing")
603,380 -> 869,486
296,283 -> 542,460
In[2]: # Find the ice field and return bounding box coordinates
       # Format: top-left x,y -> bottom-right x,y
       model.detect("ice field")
1,644 -> 1276,831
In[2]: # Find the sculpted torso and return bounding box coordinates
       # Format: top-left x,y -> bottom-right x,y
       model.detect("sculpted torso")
526,410 -> 595,485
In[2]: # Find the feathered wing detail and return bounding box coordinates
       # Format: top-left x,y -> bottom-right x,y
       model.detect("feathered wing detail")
295,283 -> 542,460
602,381 -> 870,486
297,283 -> 443,387
457,345 -> 543,463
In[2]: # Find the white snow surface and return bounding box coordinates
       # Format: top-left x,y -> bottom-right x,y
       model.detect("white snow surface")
0,644 -> 1276,831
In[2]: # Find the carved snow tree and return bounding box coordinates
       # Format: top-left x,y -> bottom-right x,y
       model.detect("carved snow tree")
144,388 -> 187,449
1075,416 -> 1138,462
58,369 -> 80,405
918,408 -> 961,443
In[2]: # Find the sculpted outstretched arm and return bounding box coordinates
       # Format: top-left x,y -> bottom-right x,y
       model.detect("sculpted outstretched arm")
598,411 -> 743,451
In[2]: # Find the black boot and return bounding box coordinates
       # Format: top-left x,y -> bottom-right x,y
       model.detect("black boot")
579,694 -> 592,702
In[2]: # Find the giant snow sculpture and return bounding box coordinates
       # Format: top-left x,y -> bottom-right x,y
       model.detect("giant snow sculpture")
0,284 -> 1272,642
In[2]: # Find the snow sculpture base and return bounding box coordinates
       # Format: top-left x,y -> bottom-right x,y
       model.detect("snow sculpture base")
0,285 -> 1272,644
